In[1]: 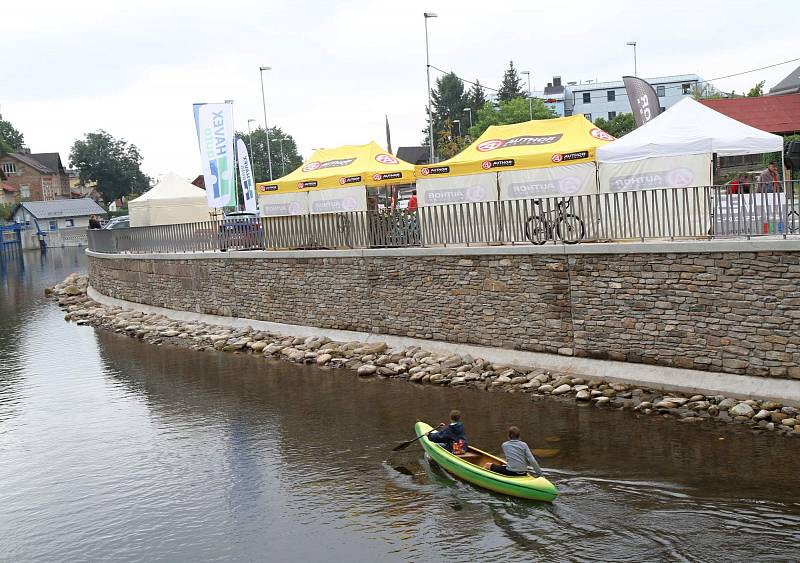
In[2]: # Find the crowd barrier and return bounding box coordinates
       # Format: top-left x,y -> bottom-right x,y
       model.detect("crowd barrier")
88,183 -> 800,254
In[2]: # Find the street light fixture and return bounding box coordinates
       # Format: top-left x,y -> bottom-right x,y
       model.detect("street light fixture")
626,42 -> 638,77
276,136 -> 287,176
452,119 -> 461,137
258,66 -> 274,180
464,107 -> 472,128
424,12 -> 438,164
521,71 -> 532,120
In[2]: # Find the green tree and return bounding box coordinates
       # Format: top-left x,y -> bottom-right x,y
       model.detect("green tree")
468,97 -> 556,138
69,130 -> 150,203
747,80 -> 765,97
437,119 -> 470,160
0,203 -> 15,221
422,72 -> 469,147
467,80 -> 487,116
237,126 -> 302,182
0,119 -> 25,155
593,113 -> 635,138
692,83 -> 724,100
497,60 -> 524,102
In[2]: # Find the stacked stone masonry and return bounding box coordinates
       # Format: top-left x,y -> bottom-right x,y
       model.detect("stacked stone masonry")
88,250 -> 800,379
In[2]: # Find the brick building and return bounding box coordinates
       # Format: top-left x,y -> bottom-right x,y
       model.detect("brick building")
0,150 -> 70,201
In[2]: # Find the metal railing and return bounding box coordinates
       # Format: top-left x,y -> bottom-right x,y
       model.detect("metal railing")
87,182 -> 800,254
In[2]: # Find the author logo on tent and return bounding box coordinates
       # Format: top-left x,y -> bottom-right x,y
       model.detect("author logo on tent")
420,166 -> 449,176
339,175 -> 362,185
258,184 -> 279,193
552,151 -> 589,163
481,159 -> 515,169
375,153 -> 399,165
298,181 -> 318,189
590,128 -> 616,141
372,172 -> 403,181
476,135 -> 562,152
302,158 -> 356,172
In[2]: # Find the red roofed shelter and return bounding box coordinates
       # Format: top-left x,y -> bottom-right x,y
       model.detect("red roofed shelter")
699,94 -> 800,135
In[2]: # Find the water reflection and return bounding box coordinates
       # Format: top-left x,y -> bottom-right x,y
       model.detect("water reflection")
1,248 -> 799,561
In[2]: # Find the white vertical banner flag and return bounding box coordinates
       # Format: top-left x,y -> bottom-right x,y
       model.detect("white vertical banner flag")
236,138 -> 257,213
193,103 -> 236,208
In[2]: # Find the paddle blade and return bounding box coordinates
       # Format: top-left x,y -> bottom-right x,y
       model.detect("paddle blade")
392,440 -> 413,451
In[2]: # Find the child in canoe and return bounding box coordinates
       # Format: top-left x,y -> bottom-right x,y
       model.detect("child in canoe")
427,409 -> 468,455
484,426 -> 543,477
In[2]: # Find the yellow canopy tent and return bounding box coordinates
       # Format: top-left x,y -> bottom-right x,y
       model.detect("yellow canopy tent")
415,115 -> 615,205
256,141 -> 414,195
255,141 -> 415,216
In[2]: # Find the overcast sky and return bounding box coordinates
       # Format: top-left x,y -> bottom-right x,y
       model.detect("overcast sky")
2,0 -> 798,180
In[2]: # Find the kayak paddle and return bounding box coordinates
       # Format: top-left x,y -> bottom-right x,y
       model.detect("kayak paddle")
392,423 -> 444,451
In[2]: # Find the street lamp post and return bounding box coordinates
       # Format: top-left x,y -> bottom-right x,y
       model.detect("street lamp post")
521,71 -> 532,120
464,107 -> 472,128
424,12 -> 438,164
258,66 -> 274,180
452,119 -> 461,137
626,42 -> 638,76
246,118 -> 256,164
277,137 -> 286,176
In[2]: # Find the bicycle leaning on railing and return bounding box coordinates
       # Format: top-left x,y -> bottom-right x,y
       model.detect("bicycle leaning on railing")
524,199 -> 586,244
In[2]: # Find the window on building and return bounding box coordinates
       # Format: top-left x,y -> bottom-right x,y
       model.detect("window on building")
20,185 -> 30,199
584,113 -> 592,121
608,111 -> 617,120
607,90 -> 615,102
657,85 -> 665,97
1,162 -> 17,174
49,220 -> 58,231
682,83 -> 691,95
582,92 -> 591,104
65,218 -> 75,227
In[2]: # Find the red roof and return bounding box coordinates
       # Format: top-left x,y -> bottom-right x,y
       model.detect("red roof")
699,93 -> 800,134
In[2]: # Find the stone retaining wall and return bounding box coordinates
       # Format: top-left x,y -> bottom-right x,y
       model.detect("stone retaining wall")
88,246 -> 800,379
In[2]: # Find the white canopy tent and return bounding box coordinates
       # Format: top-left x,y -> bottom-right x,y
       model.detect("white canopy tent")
597,98 -> 784,192
129,172 -> 210,227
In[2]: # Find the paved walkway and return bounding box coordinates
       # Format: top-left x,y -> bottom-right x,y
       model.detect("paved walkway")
88,286 -> 800,406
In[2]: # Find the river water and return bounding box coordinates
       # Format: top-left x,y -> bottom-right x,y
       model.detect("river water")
1,248 -> 799,562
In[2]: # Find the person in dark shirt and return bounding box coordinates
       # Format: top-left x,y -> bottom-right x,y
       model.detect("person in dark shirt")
88,215 -> 101,230
428,409 -> 468,454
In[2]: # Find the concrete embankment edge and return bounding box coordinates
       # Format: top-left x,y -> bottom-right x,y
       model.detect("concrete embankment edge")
87,286 -> 800,406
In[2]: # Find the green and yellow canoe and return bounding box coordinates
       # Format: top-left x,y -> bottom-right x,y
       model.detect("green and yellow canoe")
415,421 -> 558,502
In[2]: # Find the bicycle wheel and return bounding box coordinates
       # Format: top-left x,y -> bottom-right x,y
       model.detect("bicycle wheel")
787,210 -> 800,234
525,216 -> 549,245
556,214 -> 585,244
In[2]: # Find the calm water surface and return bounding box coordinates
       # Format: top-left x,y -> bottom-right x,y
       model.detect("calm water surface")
1,248 -> 799,562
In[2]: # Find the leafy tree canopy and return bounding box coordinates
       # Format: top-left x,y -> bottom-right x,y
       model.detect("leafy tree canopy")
69,130 -> 150,203
497,60 -> 524,102
467,80 -> 487,115
0,119 -> 25,155
237,126 -> 302,182
468,97 -> 556,138
437,119 -> 470,160
593,113 -> 635,138
747,80 -> 765,97
422,72 -> 470,146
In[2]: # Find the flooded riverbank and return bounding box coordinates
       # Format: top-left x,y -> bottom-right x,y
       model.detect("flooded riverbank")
2,248 -> 799,561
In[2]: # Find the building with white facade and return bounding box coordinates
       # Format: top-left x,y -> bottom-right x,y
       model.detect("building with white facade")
566,74 -> 703,122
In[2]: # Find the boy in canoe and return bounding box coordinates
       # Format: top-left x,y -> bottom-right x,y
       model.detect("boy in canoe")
484,426 -> 543,477
427,410 -> 468,455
